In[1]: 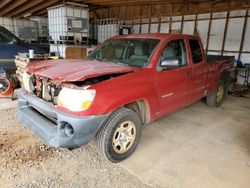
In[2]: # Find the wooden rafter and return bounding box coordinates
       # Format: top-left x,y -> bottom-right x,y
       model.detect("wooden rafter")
0,0 -> 29,16
5,0 -> 45,17
0,0 -> 249,18
34,1 -> 61,16
77,0 -> 186,6
0,0 -> 12,9
16,0 -> 60,18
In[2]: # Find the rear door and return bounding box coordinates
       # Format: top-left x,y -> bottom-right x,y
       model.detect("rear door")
155,39 -> 192,116
188,39 -> 207,102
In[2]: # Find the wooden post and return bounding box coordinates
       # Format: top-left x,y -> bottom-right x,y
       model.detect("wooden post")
139,19 -> 142,33
221,1 -> 230,55
148,4 -> 152,33
158,4 -> 162,33
239,9 -> 248,60
181,14 -> 184,34
169,3 -> 173,33
193,6 -> 198,36
158,16 -> 161,33
221,11 -> 229,55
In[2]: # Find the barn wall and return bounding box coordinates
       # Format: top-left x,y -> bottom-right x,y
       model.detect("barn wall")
131,9 -> 250,63
133,10 -> 250,63
93,0 -> 250,63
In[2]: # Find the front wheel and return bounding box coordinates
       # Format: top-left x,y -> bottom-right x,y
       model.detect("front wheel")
206,80 -> 226,107
96,107 -> 142,163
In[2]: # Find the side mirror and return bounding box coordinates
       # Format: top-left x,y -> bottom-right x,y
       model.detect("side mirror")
160,57 -> 181,69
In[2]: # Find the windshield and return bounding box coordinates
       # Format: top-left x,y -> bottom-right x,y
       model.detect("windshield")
88,38 -> 160,67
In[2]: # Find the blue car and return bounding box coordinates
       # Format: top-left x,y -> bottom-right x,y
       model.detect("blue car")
0,26 -> 49,72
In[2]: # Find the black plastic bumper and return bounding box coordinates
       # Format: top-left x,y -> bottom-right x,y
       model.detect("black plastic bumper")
16,90 -> 108,148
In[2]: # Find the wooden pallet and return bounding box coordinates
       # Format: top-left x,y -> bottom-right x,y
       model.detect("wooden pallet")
15,53 -> 48,63
15,53 -> 48,84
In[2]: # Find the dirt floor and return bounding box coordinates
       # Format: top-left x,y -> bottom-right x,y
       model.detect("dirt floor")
0,90 -> 249,188
0,108 -> 151,188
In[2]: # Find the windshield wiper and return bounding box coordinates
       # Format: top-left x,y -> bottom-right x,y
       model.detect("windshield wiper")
109,60 -> 129,66
88,57 -> 103,62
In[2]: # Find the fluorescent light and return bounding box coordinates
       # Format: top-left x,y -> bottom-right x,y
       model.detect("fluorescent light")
23,13 -> 32,17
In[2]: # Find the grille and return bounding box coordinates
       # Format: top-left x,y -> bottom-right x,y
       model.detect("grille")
41,81 -> 60,104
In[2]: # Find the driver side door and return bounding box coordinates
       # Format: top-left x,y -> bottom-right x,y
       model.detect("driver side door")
155,39 -> 192,116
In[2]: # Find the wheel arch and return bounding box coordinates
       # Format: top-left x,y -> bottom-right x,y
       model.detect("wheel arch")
218,70 -> 231,93
124,100 -> 151,125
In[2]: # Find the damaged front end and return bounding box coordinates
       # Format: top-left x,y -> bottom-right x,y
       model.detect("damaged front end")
16,70 -> 131,148
22,72 -> 126,108
23,72 -> 61,105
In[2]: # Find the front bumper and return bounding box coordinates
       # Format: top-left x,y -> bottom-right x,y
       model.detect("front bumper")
16,90 -> 108,148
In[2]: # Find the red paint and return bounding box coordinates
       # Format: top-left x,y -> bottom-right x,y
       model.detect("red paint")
26,59 -> 137,82
26,34 -> 235,122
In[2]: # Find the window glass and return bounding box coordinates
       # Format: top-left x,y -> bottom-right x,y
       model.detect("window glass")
88,38 -> 160,67
189,39 -> 203,63
160,39 -> 187,67
0,27 -> 14,43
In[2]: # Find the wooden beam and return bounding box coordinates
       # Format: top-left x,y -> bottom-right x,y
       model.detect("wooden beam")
0,0 -> 12,9
169,3 -> 173,33
205,2 -> 213,54
180,4 -> 185,34
193,5 -> 198,35
34,0 -> 60,17
206,12 -> 212,54
5,0 -> 45,17
221,11 -> 230,55
139,19 -> 142,33
16,0 -> 60,18
221,1 -> 230,55
158,16 -> 161,33
36,9 -> 48,16
148,4 -> 152,33
157,4 -> 162,33
82,0 -> 183,6
238,9 -> 249,59
0,0 -> 29,16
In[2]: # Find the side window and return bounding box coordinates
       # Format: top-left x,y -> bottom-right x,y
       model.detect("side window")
189,39 -> 203,63
160,39 -> 187,68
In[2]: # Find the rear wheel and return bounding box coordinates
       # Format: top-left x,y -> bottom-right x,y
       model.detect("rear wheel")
96,107 -> 142,163
206,80 -> 226,107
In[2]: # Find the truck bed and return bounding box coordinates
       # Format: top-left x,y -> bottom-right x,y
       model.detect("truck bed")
206,55 -> 235,64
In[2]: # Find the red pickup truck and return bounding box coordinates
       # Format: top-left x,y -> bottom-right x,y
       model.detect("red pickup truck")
17,34 -> 235,162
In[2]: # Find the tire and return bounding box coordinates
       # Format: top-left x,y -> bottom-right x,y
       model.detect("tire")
96,107 -> 142,163
206,80 -> 226,107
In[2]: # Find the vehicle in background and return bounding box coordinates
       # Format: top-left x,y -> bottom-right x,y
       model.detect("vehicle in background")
0,26 -> 49,72
0,26 -> 49,97
16,34 -> 235,162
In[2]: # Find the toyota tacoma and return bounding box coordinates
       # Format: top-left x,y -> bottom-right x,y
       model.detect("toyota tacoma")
16,34 -> 235,162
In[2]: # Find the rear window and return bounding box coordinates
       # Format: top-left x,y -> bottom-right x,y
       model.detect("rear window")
189,39 -> 203,63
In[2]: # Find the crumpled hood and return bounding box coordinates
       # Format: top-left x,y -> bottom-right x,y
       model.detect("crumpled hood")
26,59 -> 137,82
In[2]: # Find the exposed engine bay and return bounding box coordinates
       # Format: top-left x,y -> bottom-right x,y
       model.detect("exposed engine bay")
23,72 -> 126,105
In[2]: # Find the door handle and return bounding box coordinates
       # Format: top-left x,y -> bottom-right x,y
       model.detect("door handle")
186,71 -> 192,78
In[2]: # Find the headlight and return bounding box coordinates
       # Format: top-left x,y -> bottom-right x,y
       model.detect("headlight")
58,87 -> 96,112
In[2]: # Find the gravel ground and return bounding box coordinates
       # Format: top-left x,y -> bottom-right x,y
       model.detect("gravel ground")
0,108 -> 151,188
